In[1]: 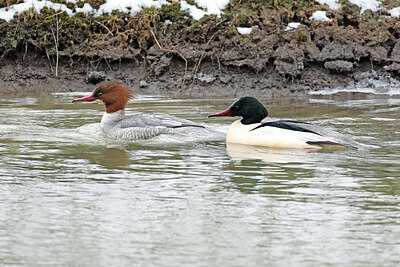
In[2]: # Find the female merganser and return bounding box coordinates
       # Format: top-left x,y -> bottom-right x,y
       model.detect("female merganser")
209,97 -> 370,149
73,82 -> 209,140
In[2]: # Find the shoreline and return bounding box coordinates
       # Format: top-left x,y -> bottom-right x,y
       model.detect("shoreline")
0,52 -> 398,98
1,1 -> 399,97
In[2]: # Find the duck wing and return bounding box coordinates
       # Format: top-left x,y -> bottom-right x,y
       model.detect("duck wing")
119,113 -> 203,129
105,113 -> 206,140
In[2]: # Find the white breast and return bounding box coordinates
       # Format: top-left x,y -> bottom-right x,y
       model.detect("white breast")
226,120 -> 330,149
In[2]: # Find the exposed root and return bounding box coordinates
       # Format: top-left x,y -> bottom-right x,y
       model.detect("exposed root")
149,29 -> 188,85
193,31 -> 219,77
92,19 -> 114,36
50,15 -> 60,77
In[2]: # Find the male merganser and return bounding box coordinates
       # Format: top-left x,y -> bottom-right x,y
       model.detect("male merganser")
209,97 -> 370,149
73,82 -> 209,140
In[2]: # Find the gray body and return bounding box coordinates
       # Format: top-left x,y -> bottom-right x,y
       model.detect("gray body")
100,110 -> 210,140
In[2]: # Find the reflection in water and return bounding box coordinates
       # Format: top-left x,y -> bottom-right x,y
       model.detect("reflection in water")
226,142 -> 320,163
0,93 -> 399,266
61,145 -> 133,170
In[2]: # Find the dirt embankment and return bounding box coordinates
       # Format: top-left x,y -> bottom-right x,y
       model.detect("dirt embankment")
0,0 -> 399,97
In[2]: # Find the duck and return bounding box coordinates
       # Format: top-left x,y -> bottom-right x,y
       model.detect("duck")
209,96 -> 371,149
72,82 -> 210,140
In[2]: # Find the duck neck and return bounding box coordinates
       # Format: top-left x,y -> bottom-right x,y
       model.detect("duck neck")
241,116 -> 264,125
240,108 -> 268,125
105,103 -> 125,114
101,109 -> 125,126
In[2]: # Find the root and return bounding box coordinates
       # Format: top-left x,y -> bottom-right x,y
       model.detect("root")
50,14 -> 60,77
149,29 -> 188,85
193,31 -> 219,76
93,19 -> 114,36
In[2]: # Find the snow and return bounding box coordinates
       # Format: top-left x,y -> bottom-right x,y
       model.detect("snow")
285,22 -> 301,31
0,1 -> 74,22
349,0 -> 381,13
180,0 -> 206,20
0,0 -> 232,22
0,0 -> 397,22
194,0 -> 230,17
76,3 -> 94,14
236,27 -> 252,35
389,7 -> 400,18
315,0 -> 391,14
315,0 -> 340,10
96,0 -> 169,16
309,11 -> 332,22
180,0 -> 230,19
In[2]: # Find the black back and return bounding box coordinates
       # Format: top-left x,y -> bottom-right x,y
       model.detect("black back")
251,120 -> 321,136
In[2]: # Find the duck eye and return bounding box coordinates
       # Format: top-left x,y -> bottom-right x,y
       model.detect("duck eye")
97,92 -> 103,97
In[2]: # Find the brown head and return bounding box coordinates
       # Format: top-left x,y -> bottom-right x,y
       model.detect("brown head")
73,82 -> 135,113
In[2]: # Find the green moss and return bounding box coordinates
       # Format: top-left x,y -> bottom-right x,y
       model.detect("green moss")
0,0 -> 24,9
159,1 -> 191,23
339,0 -> 361,15
297,31 -> 307,42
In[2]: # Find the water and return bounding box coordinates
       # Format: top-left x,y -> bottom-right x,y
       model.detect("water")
0,91 -> 399,266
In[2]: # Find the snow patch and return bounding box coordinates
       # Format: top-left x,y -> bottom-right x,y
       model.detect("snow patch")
195,0 -> 230,17
180,0 -> 230,19
195,73 -> 216,83
0,0 -> 74,22
180,0 -> 205,20
96,0 -> 169,16
285,22 -> 301,31
389,7 -> 400,18
315,0 -> 341,10
309,11 -> 332,22
75,3 -> 94,14
237,27 -> 253,35
349,0 -> 381,13
0,0 -> 231,22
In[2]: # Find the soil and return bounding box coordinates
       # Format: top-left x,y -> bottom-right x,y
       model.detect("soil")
0,1 -> 399,97
1,42 -> 397,98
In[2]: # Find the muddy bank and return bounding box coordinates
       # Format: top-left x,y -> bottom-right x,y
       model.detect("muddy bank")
1,42 -> 398,98
1,1 -> 399,97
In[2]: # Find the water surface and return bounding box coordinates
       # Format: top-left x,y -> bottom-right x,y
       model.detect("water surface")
0,92 -> 399,266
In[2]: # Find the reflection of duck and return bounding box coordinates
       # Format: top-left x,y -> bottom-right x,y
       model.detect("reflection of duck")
65,145 -> 132,170
73,82 -> 212,140
91,146 -> 132,169
226,142 -> 320,163
210,97 -> 371,149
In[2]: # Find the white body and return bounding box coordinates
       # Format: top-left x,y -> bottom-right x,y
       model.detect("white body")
227,120 -> 347,149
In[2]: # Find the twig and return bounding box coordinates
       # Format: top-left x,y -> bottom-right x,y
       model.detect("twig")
193,31 -> 219,75
93,20 -> 114,36
50,15 -> 59,77
45,48 -> 54,73
0,49 -> 11,63
149,29 -> 188,84
104,58 -> 114,71
44,10 -> 65,20
23,42 -> 28,62
216,55 -> 222,75
95,58 -> 102,69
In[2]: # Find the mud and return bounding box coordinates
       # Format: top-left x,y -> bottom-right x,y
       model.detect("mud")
1,2 -> 399,97
1,40 -> 397,98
